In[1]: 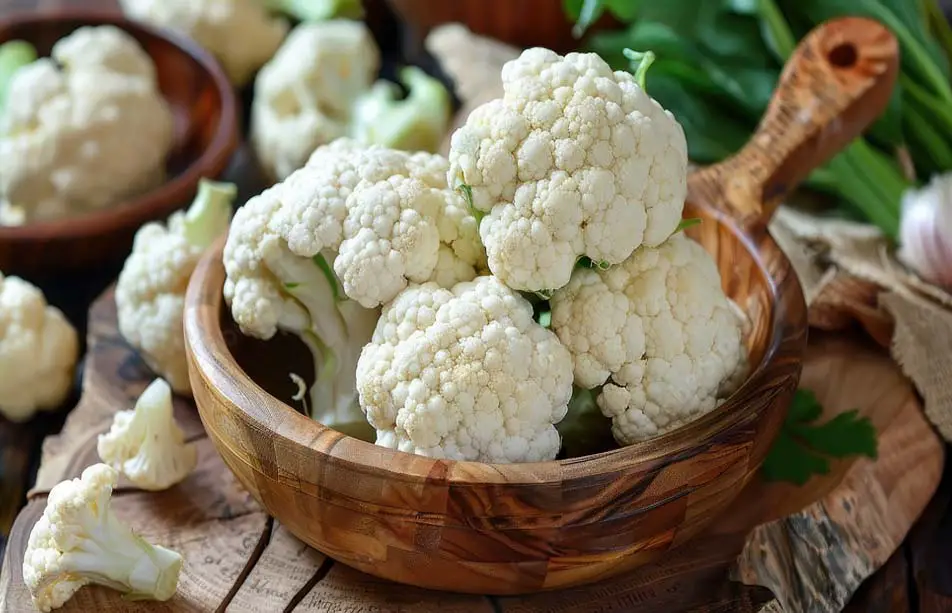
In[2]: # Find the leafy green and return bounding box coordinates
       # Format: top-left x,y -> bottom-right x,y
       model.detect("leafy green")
623,48 -> 656,89
675,217 -> 702,232
563,0 -> 952,241
761,389 -> 878,485
312,253 -> 344,302
0,40 -> 37,114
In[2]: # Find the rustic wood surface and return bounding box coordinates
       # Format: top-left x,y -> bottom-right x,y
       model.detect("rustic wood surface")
0,286 -> 943,611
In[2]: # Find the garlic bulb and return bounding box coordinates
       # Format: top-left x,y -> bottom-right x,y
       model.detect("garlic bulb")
899,173 -> 952,289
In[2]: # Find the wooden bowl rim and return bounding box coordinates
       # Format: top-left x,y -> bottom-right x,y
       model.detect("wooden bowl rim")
0,10 -> 238,241
185,212 -> 807,486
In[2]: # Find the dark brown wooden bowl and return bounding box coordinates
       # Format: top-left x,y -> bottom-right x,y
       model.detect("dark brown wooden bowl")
0,10 -> 238,278
184,17 -> 898,595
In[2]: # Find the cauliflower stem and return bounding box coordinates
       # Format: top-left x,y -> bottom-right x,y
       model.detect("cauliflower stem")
262,0 -> 363,21
181,179 -> 238,248
268,250 -> 377,440
0,40 -> 36,112
23,464 -> 182,611
351,66 -> 452,155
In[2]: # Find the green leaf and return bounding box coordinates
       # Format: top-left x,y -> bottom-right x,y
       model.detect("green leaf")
642,73 -> 752,162
455,183 -> 484,223
557,387 -> 616,458
762,389 -> 878,485
570,0 -> 605,37
675,217 -> 702,232
866,81 -> 906,148
312,253 -> 345,302
623,48 -> 656,89
284,282 -> 300,289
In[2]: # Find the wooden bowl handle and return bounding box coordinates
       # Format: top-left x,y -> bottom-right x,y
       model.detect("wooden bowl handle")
687,16 -> 899,231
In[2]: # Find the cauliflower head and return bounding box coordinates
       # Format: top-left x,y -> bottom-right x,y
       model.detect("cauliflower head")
224,140 -> 485,439
118,0 -> 288,86
116,179 -> 236,394
0,26 -> 174,225
22,464 -> 183,612
97,378 -> 198,490
355,276 -> 574,463
0,273 -> 78,422
251,20 -> 379,181
550,233 -> 748,445
447,47 -> 688,292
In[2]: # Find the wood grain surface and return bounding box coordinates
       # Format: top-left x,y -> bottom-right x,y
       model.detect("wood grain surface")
0,287 -> 942,612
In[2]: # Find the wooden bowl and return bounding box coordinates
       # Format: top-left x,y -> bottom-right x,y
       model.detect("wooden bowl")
184,18 -> 898,595
0,11 -> 238,278
386,0 -> 619,53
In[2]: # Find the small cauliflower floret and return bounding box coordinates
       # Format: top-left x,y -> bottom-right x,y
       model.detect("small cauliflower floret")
251,22 -> 452,182
0,273 -> 78,422
116,179 -> 236,394
356,276 -> 574,463
447,47 -> 688,293
118,0 -> 288,87
251,20 -> 379,182
551,233 -> 748,445
22,464 -> 183,612
0,26 -> 174,225
97,378 -> 197,490
349,66 -> 452,156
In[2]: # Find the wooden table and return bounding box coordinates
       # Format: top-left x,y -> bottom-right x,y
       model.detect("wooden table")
0,0 -> 951,610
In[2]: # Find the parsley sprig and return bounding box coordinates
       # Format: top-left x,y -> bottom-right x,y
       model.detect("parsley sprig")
762,389 -> 878,485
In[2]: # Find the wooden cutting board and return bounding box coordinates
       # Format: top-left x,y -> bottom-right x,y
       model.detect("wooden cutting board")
0,287 -> 944,613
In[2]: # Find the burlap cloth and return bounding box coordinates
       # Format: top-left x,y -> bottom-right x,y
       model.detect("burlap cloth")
770,207 -> 952,442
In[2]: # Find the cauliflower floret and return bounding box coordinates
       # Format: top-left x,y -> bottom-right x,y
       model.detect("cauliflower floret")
550,233 -> 748,445
118,0 -> 288,87
356,276 -> 574,463
250,139 -> 485,308
22,464 -> 183,612
0,273 -> 78,422
116,179 -> 236,394
251,21 -> 452,182
251,20 -> 379,181
224,140 -> 486,433
447,47 -> 688,292
0,26 -> 174,225
97,378 -> 197,490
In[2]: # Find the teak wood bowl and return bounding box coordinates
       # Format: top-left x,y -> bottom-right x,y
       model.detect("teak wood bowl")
0,11 -> 238,278
184,17 -> 899,595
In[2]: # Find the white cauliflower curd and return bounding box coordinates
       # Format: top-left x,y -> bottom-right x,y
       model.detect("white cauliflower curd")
550,232 -> 748,445
0,272 -> 79,422
251,20 -> 451,182
355,276 -> 574,463
0,26 -> 174,225
116,179 -> 236,394
98,377 -> 197,490
251,20 -> 379,181
118,0 -> 288,87
447,47 -> 688,293
23,464 -> 183,612
224,139 -> 484,436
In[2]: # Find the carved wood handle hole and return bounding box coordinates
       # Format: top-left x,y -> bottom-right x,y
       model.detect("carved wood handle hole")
828,43 -> 858,68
